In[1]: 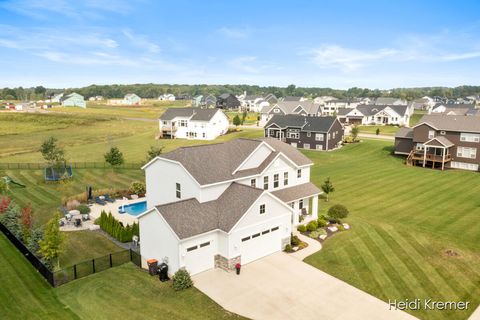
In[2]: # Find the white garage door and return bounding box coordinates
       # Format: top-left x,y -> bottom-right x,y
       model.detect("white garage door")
240,226 -> 282,264
184,240 -> 215,275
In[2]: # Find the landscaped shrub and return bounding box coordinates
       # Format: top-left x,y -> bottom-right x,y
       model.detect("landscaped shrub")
291,234 -> 300,246
77,204 -> 91,215
309,230 -> 320,239
317,217 -> 328,227
327,204 -> 349,222
306,220 -> 318,232
0,202 -> 21,238
129,181 -> 146,196
297,224 -> 307,233
284,244 -> 293,252
98,210 -> 139,243
338,224 -> 345,231
0,197 -> 11,213
172,268 -> 193,291
66,199 -> 80,211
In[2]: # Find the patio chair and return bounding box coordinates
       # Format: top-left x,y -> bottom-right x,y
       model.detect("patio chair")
65,213 -> 72,221
74,218 -> 82,227
95,196 -> 106,205
82,214 -> 90,221
104,194 -> 116,203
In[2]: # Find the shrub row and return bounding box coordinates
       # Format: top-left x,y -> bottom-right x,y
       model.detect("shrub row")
98,211 -> 139,243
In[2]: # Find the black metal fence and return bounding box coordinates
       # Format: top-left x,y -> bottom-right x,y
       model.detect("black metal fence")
0,221 -> 142,287
0,162 -> 143,170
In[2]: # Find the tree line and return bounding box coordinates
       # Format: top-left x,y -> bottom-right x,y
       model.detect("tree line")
2,84 -> 480,101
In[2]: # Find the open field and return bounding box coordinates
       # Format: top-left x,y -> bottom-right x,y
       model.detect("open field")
358,125 -> 400,136
0,232 -> 244,320
304,140 -> 480,320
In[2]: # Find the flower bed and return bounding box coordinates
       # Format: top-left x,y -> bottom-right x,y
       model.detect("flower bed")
296,215 -> 350,243
284,233 -> 309,253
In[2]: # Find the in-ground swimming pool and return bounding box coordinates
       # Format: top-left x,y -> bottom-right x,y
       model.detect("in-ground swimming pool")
119,201 -> 147,216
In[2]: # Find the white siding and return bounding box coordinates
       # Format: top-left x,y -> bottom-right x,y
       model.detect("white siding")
145,159 -> 200,208
139,210 -> 179,273
199,182 -> 230,202
179,232 -> 218,275
237,143 -> 273,171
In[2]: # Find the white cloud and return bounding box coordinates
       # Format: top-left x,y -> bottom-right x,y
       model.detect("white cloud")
309,45 -> 398,71
218,27 -> 249,39
229,56 -> 258,73
122,29 -> 161,53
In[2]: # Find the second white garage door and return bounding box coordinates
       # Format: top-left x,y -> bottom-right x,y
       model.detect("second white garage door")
184,240 -> 215,275
240,226 -> 282,264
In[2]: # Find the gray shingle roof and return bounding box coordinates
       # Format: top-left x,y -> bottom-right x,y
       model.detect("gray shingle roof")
356,105 -> 408,117
416,115 -> 480,133
395,127 -> 413,139
158,138 -> 312,185
160,107 -> 219,121
425,136 -> 454,147
265,115 -> 338,132
283,96 -> 302,101
374,97 -> 405,105
271,182 -> 321,203
432,103 -> 475,110
263,101 -> 321,115
155,183 -> 264,239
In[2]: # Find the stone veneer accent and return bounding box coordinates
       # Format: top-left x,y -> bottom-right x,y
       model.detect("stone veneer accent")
214,254 -> 241,271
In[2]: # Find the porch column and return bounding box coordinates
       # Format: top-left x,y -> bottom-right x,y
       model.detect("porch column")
423,147 -> 427,167
441,147 -> 445,171
311,195 -> 319,220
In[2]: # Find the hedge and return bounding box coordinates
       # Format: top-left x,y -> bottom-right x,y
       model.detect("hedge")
98,211 -> 139,243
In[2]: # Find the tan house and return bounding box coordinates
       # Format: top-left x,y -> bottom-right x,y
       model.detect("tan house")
395,115 -> 480,171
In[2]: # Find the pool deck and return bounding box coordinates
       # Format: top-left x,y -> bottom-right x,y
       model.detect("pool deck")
89,197 -> 146,226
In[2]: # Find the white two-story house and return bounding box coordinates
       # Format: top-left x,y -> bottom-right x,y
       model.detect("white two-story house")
159,107 -> 229,140
138,138 -> 321,275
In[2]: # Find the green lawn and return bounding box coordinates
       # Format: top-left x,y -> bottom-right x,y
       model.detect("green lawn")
410,110 -> 428,126
0,232 -> 244,320
304,140 -> 480,320
358,125 -> 400,136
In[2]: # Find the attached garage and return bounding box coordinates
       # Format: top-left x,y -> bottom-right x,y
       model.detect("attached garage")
183,239 -> 215,275
240,226 -> 282,264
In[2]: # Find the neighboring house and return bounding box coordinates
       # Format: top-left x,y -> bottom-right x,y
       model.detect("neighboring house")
159,107 -> 229,140
217,93 -> 241,109
138,138 -> 321,275
321,99 -> 359,116
158,93 -> 176,101
61,92 -> 86,108
374,97 -> 407,105
123,93 -> 141,105
88,95 -> 103,101
260,101 -> 322,125
265,115 -> 344,151
49,93 -> 64,103
204,94 -> 217,108
313,96 -> 337,105
429,103 -> 475,114
176,93 -> 192,100
411,97 -> 435,110
395,115 -> 480,171
264,93 -> 278,104
336,105 -> 410,126
282,96 -> 307,102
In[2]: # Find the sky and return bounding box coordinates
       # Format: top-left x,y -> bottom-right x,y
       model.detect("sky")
0,0 -> 480,89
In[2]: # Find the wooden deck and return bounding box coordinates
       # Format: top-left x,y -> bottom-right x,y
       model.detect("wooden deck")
406,150 -> 452,169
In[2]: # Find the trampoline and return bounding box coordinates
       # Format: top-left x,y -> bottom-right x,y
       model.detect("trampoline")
44,165 -> 73,181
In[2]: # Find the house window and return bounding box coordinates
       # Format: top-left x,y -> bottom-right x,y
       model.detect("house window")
315,133 -> 324,141
271,226 -> 279,232
187,245 -> 197,252
440,131 -> 446,135
303,143 -> 310,149
252,233 -> 260,238
262,230 -> 270,235
328,133 -> 331,140
179,120 -> 188,127
306,132 -> 311,137
284,172 -> 288,186
259,204 -> 266,214
297,169 -> 302,178
460,133 -> 480,142
162,121 -> 167,125
299,199 -> 304,209
241,236 -> 250,242
287,132 -> 299,139
333,132 -> 336,139
273,108 -> 280,113
202,133 -> 206,138
316,144 -> 323,150
176,183 -> 181,199
457,147 -> 477,159
200,242 -> 210,248
250,179 -> 256,187
428,130 -> 435,139
273,174 -> 279,188
263,176 -> 269,190
289,202 -> 294,208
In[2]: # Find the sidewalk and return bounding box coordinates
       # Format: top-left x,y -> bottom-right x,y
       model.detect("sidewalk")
290,232 -> 322,260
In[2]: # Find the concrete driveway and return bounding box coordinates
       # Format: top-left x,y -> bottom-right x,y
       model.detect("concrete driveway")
193,252 -> 416,320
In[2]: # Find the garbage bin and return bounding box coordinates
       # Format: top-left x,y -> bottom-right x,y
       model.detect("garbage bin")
158,262 -> 169,282
147,259 -> 158,276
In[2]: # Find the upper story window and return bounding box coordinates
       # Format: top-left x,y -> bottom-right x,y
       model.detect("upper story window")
460,133 -> 480,143
287,132 -> 299,139
440,131 -> 446,135
284,172 -> 288,186
179,120 -> 188,127
263,176 -> 269,190
457,147 -> 477,159
259,204 -> 266,215
273,174 -> 279,188
176,183 -> 181,199
306,132 -> 311,137
315,133 -> 324,141
250,178 -> 256,188
162,121 -> 168,125
428,130 -> 435,139
297,169 -> 302,178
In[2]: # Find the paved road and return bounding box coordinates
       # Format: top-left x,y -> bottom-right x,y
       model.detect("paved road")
359,133 -> 395,141
193,252 -> 417,320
